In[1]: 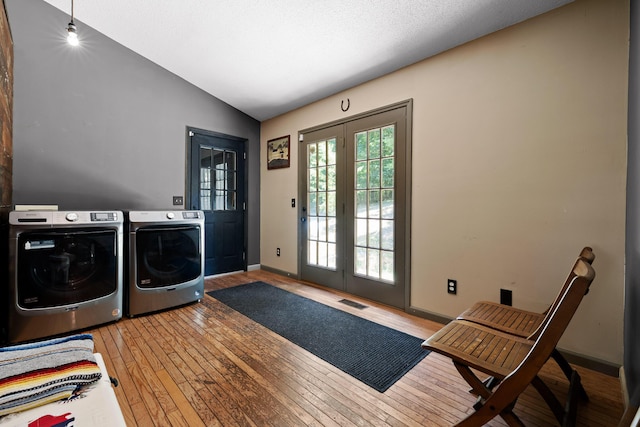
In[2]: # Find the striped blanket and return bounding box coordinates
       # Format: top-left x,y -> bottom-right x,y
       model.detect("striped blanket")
0,334 -> 102,416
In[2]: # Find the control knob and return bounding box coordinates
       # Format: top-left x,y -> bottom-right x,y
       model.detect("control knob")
166,212 -> 175,219
66,212 -> 79,222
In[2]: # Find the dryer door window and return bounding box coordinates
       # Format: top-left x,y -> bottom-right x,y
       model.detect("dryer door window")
135,225 -> 202,288
17,228 -> 118,309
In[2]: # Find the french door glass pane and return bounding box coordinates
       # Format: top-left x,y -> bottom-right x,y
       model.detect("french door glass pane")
328,217 -> 337,242
356,190 -> 367,217
381,251 -> 394,281
353,125 -> 395,282
307,139 -> 337,270
309,241 -> 317,264
355,247 -> 367,275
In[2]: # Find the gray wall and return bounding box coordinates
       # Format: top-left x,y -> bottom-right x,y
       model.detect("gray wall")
627,0 -> 639,409
6,0 -> 261,266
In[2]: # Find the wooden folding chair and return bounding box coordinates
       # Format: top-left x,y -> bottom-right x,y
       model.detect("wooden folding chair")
422,258 -> 595,426
456,247 -> 594,398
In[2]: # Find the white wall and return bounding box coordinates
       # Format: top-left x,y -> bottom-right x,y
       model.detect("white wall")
260,0 -> 629,365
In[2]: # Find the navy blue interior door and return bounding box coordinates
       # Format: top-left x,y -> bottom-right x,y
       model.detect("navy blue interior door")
188,129 -> 246,275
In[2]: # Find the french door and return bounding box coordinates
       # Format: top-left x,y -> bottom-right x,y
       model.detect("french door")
299,124 -> 344,290
299,102 -> 411,309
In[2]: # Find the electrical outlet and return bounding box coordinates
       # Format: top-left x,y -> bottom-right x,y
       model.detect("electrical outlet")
500,289 -> 512,306
172,196 -> 184,206
447,279 -> 457,295
276,248 -> 281,256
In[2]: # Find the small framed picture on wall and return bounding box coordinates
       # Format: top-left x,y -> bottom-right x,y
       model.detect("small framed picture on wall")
267,135 -> 290,170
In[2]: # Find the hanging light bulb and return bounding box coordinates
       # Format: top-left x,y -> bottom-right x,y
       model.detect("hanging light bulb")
66,0 -> 79,46
67,22 -> 78,46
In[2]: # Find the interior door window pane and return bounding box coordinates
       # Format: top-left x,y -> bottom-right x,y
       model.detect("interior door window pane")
214,190 -> 225,210
200,148 -> 212,210
226,170 -> 237,191
200,189 -> 211,211
225,151 -> 236,172
226,191 -> 236,210
213,149 -> 224,209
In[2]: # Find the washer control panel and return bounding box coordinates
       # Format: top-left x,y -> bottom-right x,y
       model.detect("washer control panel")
182,211 -> 200,219
9,211 -> 123,226
127,210 -> 204,224
90,212 -> 119,222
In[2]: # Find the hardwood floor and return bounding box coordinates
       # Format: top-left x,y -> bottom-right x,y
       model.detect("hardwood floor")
87,270 -> 624,426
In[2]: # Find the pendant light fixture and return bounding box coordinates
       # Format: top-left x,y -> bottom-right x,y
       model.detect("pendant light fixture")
66,0 -> 79,46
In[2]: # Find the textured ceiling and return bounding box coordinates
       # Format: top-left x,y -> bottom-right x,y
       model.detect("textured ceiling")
41,0 -> 572,121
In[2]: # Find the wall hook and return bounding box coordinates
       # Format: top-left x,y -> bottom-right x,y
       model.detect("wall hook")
341,98 -> 350,112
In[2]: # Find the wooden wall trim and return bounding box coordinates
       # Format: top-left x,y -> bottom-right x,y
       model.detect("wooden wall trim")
0,0 -> 12,212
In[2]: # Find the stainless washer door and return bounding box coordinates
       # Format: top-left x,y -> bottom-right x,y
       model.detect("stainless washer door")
134,225 -> 202,289
16,228 -> 118,309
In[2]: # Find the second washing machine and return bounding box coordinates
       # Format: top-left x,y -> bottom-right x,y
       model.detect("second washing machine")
125,210 -> 205,316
